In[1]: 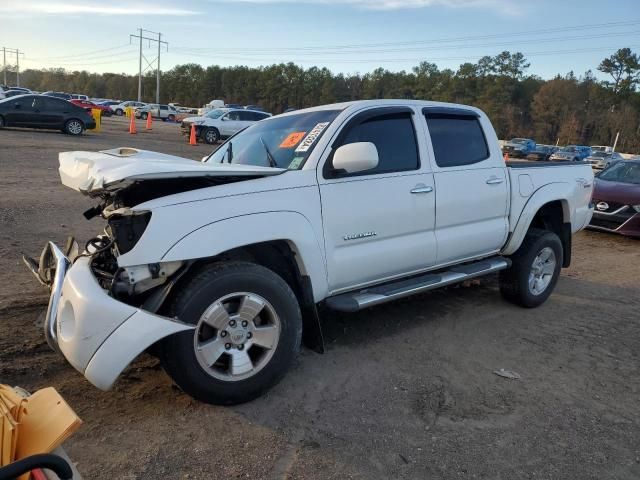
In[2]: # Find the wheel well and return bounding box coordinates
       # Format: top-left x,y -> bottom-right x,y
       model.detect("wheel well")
165,240 -> 324,352
528,200 -> 572,267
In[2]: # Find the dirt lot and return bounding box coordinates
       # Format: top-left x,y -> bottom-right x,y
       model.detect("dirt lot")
1,117 -> 639,479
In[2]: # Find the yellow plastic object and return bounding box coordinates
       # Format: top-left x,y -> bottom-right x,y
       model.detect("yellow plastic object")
0,385 -> 82,470
90,109 -> 102,132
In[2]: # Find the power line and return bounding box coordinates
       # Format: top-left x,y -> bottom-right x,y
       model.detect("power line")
2,47 -> 25,86
172,30 -> 640,57
173,19 -> 640,53
26,44 -> 133,61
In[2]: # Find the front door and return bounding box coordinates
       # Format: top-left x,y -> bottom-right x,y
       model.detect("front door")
422,108 -> 509,265
319,107 -> 437,292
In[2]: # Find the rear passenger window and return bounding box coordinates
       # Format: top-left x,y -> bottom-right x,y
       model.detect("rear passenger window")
337,112 -> 419,175
425,113 -> 489,168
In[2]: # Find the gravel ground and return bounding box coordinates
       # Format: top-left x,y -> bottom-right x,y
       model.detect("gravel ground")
1,117 -> 639,479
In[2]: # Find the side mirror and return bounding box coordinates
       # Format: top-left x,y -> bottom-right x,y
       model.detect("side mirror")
332,142 -> 379,174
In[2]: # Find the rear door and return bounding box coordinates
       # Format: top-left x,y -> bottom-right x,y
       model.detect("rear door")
422,107 -> 509,265
38,97 -> 69,128
318,106 -> 437,292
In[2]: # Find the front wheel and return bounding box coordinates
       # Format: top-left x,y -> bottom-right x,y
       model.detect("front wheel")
115,108 -> 123,116
168,114 -> 175,122
160,262 -> 302,405
141,112 -> 148,119
64,119 -> 84,135
203,127 -> 219,144
499,228 -> 563,308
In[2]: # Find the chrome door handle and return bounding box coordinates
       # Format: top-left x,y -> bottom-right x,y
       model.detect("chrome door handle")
410,186 -> 433,194
486,177 -> 504,185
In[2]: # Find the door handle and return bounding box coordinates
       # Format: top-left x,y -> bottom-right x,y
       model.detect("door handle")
486,177 -> 504,185
410,185 -> 433,194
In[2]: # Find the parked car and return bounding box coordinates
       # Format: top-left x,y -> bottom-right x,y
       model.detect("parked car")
23,99 -> 593,405
244,105 -> 265,112
526,145 -> 557,161
225,103 -> 243,109
588,159 -> 640,237
549,145 -> 592,162
134,104 -> 178,121
585,151 -> 624,171
7,86 -> 31,94
180,108 -> 271,144
95,100 -> 121,108
69,99 -> 113,116
591,145 -> 613,153
502,138 -> 536,158
41,91 -> 72,100
3,89 -> 29,98
111,101 -> 146,116
0,94 -> 95,134
70,94 -> 89,101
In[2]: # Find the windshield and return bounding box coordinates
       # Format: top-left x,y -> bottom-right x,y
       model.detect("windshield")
206,109 -> 226,119
204,109 -> 341,169
598,162 -> 640,185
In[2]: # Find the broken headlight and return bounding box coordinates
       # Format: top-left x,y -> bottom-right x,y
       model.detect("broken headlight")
106,211 -> 152,255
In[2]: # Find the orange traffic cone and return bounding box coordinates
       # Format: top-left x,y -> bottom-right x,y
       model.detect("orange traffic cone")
503,152 -> 509,161
129,113 -> 137,134
145,113 -> 152,130
189,123 -> 197,146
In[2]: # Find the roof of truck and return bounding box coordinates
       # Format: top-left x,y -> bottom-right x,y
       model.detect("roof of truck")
279,99 -> 485,117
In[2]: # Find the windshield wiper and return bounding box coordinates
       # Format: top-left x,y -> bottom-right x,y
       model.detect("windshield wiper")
226,142 -> 233,163
259,136 -> 277,168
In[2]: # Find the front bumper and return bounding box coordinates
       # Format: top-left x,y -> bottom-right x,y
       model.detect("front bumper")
588,206 -> 640,238
23,242 -> 193,390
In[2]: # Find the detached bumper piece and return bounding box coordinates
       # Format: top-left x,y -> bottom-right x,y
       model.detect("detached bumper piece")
23,240 -> 194,390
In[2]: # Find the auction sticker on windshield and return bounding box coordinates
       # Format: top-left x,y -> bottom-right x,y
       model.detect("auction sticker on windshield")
280,131 -> 306,148
295,122 -> 330,153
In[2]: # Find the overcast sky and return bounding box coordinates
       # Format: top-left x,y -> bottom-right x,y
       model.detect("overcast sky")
1,0 -> 639,79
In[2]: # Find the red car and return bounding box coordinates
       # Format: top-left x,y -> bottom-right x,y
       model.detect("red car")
589,159 -> 640,238
69,99 -> 112,117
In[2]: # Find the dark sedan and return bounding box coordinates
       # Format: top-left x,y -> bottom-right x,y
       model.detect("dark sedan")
588,159 -> 640,238
0,95 -> 95,135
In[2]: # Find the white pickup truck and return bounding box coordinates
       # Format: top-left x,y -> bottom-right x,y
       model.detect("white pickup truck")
24,100 -> 594,405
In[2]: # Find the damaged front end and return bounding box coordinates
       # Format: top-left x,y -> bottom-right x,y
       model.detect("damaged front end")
22,206 -> 194,391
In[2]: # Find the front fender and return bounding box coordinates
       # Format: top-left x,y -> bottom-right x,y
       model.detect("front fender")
161,211 -> 329,302
502,183 -> 572,256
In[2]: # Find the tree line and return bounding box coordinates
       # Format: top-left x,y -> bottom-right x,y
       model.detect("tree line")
16,48 -> 640,152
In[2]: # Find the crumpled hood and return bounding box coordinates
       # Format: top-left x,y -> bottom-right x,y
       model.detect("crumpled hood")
58,147 -> 284,195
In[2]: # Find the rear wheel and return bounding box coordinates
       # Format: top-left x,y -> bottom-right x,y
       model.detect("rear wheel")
203,127 -> 220,144
168,114 -> 175,122
499,228 -> 563,308
141,112 -> 148,120
64,119 -> 84,135
160,262 -> 302,405
115,108 -> 123,116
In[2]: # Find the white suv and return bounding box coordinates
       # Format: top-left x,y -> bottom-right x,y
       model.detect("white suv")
181,108 -> 271,144
111,101 -> 146,116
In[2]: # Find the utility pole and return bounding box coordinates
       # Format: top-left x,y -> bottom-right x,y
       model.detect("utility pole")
129,29 -> 167,103
1,47 -> 24,86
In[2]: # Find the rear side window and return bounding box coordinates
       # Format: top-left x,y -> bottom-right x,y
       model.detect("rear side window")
337,112 -> 419,175
425,113 -> 489,168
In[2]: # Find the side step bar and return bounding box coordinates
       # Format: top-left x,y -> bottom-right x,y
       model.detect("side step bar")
325,257 -> 511,312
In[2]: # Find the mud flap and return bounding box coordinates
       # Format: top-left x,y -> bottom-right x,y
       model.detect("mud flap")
300,275 -> 325,354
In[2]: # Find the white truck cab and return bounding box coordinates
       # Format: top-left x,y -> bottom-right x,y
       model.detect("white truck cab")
25,100 -> 594,405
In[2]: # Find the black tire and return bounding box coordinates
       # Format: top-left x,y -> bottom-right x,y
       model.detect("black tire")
141,112 -> 148,120
64,119 -> 84,136
0,115 -> 4,128
160,261 -> 302,405
499,228 -> 563,308
115,108 -> 123,116
203,127 -> 220,144
168,114 -> 175,122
